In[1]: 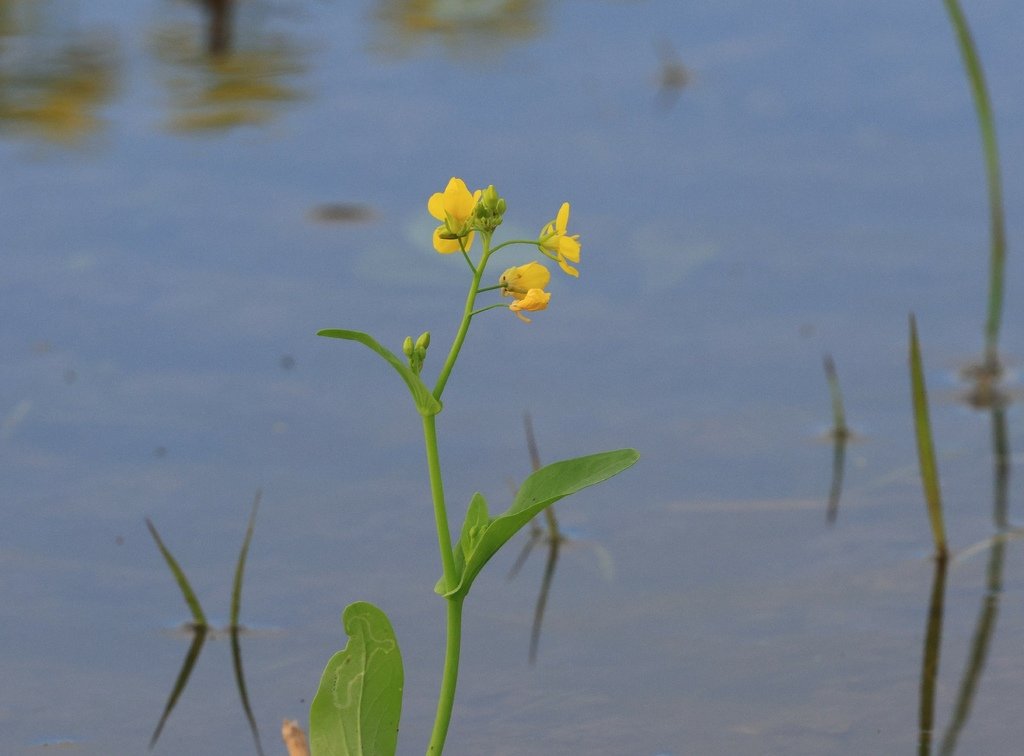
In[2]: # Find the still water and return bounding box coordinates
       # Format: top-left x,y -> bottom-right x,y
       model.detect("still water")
3,1 -> 1024,754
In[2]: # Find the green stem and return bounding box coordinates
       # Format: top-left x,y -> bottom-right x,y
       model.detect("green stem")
427,597 -> 464,754
422,414 -> 457,591
469,303 -> 508,318
943,0 -> 1006,369
433,233 -> 492,400
487,238 -> 543,255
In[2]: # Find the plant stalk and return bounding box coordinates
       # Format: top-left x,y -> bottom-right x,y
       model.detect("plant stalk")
426,597 -> 464,754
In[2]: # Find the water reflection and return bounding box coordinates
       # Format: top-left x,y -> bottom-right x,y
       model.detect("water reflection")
0,0 -> 118,144
918,402 -> 1013,754
147,494 -> 264,755
822,355 -> 851,525
917,555 -> 947,756
654,38 -> 689,113
507,414 -> 614,664
151,0 -> 305,132
373,0 -> 541,57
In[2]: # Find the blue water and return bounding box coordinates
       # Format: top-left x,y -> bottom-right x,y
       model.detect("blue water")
3,1 -> 1024,753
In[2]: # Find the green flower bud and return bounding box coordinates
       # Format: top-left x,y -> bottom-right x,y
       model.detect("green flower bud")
415,346 -> 427,363
415,331 -> 430,351
482,184 -> 501,211
402,336 -> 414,358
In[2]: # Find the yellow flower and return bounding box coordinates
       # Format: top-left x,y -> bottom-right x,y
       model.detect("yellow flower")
499,262 -> 551,299
538,202 -> 581,277
508,288 -> 551,323
428,177 -> 482,254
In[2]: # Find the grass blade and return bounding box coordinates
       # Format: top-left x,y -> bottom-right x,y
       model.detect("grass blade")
823,354 -> 849,437
230,490 -> 264,756
146,518 -> 207,627
230,490 -> 261,629
942,0 -> 1006,370
909,315 -> 948,558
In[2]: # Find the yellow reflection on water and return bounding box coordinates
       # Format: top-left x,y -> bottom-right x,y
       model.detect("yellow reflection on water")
0,1 -> 118,144
374,0 -> 541,56
151,1 -> 306,133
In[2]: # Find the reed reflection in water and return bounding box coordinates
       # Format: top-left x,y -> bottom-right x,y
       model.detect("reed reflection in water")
151,0 -> 306,133
147,492 -> 264,755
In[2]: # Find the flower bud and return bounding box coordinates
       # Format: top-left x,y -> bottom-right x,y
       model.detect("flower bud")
402,336 -> 414,358
415,331 -> 431,351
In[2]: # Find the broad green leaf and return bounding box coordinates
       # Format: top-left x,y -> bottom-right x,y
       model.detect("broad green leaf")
310,602 -> 404,756
317,329 -> 442,416
440,449 -> 639,598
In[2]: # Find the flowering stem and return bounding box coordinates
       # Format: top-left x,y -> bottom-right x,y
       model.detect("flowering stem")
488,239 -> 543,256
422,414 -> 457,590
421,414 -> 462,754
426,596 -> 464,754
469,303 -> 508,318
433,233 -> 492,400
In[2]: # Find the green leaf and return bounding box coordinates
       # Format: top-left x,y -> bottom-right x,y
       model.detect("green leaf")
317,329 -> 442,416
435,493 -> 492,594
310,602 -> 404,756
440,449 -> 639,598
146,518 -> 207,627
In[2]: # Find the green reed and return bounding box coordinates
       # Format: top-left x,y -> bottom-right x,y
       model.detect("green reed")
909,315 -> 948,559
942,0 -> 1006,374
147,492 -> 264,755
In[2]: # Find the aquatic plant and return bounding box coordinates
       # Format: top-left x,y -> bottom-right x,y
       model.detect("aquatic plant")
822,354 -> 849,525
909,315 -> 948,560
312,178 -> 638,755
147,492 -> 264,755
942,0 -> 1007,378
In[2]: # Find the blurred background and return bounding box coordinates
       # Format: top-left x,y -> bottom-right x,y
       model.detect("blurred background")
2,1 -> 1024,754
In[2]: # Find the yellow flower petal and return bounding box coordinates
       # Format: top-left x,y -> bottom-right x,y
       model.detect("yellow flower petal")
557,258 -> 579,277
500,262 -> 551,298
508,288 -> 551,313
555,202 -> 571,234
441,178 -> 477,224
433,226 -> 475,254
558,235 -> 580,263
428,192 -> 446,221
